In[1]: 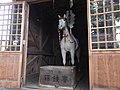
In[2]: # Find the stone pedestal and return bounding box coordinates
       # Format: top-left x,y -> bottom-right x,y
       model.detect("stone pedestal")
39,66 -> 76,89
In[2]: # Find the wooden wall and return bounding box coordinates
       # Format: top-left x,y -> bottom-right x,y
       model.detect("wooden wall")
26,4 -> 42,78
0,52 -> 22,88
91,52 -> 120,89
26,3 -> 59,83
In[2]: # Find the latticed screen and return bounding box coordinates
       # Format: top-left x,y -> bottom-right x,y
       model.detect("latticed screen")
90,0 -> 120,50
0,3 -> 23,51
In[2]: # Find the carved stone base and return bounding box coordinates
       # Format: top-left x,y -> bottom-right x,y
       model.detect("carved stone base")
39,66 -> 77,90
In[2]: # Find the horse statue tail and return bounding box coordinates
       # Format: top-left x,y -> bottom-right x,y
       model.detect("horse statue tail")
70,28 -> 78,50
70,28 -> 72,34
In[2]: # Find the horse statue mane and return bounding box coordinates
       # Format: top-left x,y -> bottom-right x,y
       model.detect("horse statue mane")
58,14 -> 80,66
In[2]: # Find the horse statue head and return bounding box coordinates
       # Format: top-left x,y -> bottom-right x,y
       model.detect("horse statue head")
58,14 -> 67,30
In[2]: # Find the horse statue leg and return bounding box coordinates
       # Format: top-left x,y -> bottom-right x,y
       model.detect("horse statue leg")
70,49 -> 75,65
61,49 -> 66,66
76,47 -> 81,72
76,47 -> 80,63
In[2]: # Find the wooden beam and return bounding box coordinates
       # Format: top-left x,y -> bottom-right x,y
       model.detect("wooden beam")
17,0 -> 51,4
29,28 -> 39,49
27,50 -> 54,56
27,56 -> 38,65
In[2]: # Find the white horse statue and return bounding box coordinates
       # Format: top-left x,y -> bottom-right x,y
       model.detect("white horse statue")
58,14 -> 79,66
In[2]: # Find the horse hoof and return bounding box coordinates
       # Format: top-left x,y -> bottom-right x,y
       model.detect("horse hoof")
63,64 -> 66,66
72,64 -> 75,66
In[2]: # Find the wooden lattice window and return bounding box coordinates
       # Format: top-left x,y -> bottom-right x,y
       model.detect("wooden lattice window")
90,0 -> 120,50
0,3 -> 23,51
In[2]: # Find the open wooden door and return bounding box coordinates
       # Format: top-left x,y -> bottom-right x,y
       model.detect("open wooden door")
0,1 -> 29,88
88,0 -> 120,90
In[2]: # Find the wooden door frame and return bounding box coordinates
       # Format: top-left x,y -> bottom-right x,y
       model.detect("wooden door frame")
21,2 -> 29,87
0,1 -> 29,88
87,0 -> 93,90
20,0 -> 52,87
20,0 -> 92,89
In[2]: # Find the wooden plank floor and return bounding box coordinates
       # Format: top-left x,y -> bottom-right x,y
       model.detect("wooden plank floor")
0,78 -> 88,90
16,84 -> 87,90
